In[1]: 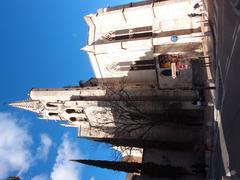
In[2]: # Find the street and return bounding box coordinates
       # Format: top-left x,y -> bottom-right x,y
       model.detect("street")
205,0 -> 240,179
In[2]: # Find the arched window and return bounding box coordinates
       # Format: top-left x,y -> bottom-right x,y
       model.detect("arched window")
102,26 -> 152,41
107,60 -> 155,73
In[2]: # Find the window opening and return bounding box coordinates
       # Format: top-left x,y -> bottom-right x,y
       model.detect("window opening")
49,112 -> 58,116
66,109 -> 76,114
46,103 -> 57,108
70,117 -> 77,122
103,26 -> 152,41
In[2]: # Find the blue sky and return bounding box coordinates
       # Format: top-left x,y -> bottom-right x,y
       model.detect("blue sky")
0,0 -> 141,179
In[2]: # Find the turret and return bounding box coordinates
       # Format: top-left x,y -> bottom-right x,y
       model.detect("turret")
9,100 -> 43,113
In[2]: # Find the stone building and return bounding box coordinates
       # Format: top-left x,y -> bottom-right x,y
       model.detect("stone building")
10,0 -> 206,178
83,0 -> 203,89
10,83 -> 202,141
11,0 -> 204,139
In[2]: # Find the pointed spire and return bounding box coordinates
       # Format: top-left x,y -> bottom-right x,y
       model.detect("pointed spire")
71,159 -> 141,174
9,100 -> 43,113
80,45 -> 93,52
71,159 -> 191,178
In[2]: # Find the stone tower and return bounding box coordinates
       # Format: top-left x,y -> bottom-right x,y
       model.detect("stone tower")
10,81 -> 202,144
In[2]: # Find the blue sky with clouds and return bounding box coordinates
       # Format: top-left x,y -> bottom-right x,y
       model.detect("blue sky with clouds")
0,0 -> 141,179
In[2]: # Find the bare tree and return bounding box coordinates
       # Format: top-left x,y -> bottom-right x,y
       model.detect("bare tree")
86,78 -> 203,142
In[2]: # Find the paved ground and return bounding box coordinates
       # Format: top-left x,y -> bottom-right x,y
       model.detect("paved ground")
204,0 -> 240,179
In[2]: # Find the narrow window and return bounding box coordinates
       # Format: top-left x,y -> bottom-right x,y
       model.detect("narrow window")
46,103 -> 57,108
109,59 -> 156,72
103,26 -> 153,41
49,112 -> 58,116
66,109 -> 76,114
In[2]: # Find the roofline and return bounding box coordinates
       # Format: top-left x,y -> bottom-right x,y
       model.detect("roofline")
105,0 -> 168,13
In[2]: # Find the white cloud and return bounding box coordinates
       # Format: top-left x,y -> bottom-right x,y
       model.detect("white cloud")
0,112 -> 33,177
36,133 -> 52,161
51,134 -> 82,180
31,174 -> 49,180
90,176 -> 95,180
